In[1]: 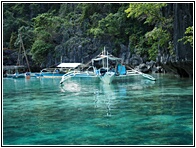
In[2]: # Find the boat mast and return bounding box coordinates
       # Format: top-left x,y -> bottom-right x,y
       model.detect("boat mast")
60,56 -> 63,63
19,33 -> 31,72
107,50 -> 108,72
16,41 -> 22,66
102,47 -> 105,68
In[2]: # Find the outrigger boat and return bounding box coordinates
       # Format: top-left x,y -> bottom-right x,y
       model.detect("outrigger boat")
91,48 -> 120,84
60,48 -> 120,84
4,65 -> 30,78
60,47 -> 156,85
35,63 -> 81,78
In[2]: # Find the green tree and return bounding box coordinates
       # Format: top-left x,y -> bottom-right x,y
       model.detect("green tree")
145,27 -> 170,60
31,12 -> 64,64
31,40 -> 54,64
125,3 -> 172,60
89,4 -> 131,43
9,32 -> 17,49
3,3 -> 61,49
178,26 -> 193,47
14,26 -> 34,49
125,3 -> 167,24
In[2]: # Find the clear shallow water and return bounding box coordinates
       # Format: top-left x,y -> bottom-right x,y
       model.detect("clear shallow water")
3,74 -> 193,145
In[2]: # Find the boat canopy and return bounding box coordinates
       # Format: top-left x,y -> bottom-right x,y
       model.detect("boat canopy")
57,63 -> 81,68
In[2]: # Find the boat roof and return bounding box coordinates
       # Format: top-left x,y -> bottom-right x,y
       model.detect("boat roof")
92,55 -> 121,61
92,50 -> 122,62
57,63 -> 81,68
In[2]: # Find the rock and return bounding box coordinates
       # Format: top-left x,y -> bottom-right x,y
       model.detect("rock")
138,63 -> 151,73
119,44 -> 130,64
130,55 -> 143,66
146,60 -> 156,68
152,66 -> 163,73
139,63 -> 146,69
161,60 -> 193,77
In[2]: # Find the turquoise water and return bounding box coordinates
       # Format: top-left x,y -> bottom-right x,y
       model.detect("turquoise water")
3,74 -> 193,145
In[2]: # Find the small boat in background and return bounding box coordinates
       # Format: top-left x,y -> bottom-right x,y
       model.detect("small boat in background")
4,65 -> 26,78
12,73 -> 26,79
35,63 -> 82,78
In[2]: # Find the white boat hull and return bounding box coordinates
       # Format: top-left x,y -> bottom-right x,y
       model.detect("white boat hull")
99,72 -> 115,84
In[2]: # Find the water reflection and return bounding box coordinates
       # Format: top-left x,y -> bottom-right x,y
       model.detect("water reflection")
60,81 -> 81,92
94,84 -> 116,117
141,79 -> 156,86
93,78 -> 156,117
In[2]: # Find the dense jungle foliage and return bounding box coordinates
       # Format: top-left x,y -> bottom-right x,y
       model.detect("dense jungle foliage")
3,3 -> 193,67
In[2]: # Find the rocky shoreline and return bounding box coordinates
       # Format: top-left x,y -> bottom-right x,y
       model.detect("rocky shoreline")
3,48 -> 193,78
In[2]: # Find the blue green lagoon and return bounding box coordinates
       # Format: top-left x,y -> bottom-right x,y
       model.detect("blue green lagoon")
3,74 -> 193,145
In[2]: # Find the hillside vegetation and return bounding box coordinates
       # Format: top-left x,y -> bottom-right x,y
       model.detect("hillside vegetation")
3,3 -> 193,77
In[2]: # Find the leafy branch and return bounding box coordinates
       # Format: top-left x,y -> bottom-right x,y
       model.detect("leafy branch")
178,26 -> 193,47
